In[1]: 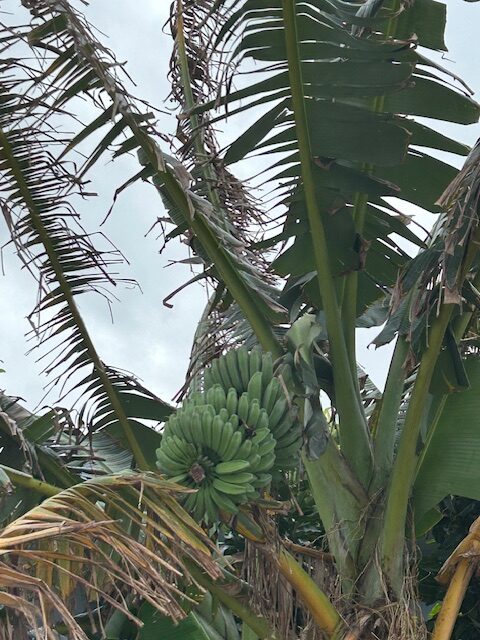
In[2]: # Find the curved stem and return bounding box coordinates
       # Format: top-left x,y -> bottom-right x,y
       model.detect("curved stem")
229,510 -> 344,638
278,548 -> 343,637
431,559 -> 475,640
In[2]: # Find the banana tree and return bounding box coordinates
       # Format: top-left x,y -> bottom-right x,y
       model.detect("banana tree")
1,0 -> 480,638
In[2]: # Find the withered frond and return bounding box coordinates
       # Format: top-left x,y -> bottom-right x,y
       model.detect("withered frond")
0,473 -> 221,639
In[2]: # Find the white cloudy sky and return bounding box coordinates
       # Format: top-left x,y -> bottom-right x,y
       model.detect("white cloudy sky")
0,0 -> 479,410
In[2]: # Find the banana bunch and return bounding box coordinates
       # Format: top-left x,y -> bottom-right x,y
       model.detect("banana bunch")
156,398 -> 275,523
203,348 -> 303,469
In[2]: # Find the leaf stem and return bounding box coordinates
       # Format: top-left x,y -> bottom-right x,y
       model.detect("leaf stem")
380,302 -> 454,587
371,335 -> 409,491
281,0 -> 372,485
1,465 -> 60,497
164,172 -> 283,358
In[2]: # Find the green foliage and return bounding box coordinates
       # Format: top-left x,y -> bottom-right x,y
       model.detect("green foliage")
0,0 -> 479,637
414,359 -> 480,523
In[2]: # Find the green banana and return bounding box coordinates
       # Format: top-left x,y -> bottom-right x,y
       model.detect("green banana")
214,385 -> 227,413
275,438 -> 303,463
201,411 -> 214,449
252,473 -> 272,488
247,371 -> 263,403
226,387 -> 238,416
217,421 -> 234,458
237,392 -> 250,423
257,438 -> 276,457
206,386 -> 216,407
210,486 -> 239,514
248,349 -> 262,379
217,353 -> 234,390
225,349 -> 243,392
272,413 -> 296,440
215,460 -> 250,474
262,377 -> 281,414
210,414 -> 224,452
237,347 -> 251,389
223,430 -> 243,461
193,488 -> 206,521
253,451 -> 276,473
251,427 -> 270,446
247,400 -> 261,428
256,410 -> 269,430
213,477 -> 249,496
277,424 -> 302,449
168,473 -> 190,484
203,486 -> 218,523
217,472 -> 255,485
261,352 -> 274,388
267,397 -> 288,430
236,439 -> 253,460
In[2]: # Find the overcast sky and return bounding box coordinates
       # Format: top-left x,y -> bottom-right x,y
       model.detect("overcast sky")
0,0 -> 479,410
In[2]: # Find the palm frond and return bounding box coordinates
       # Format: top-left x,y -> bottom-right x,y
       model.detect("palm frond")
192,0 -> 479,322
0,22 -> 172,469
14,0 -> 285,360
0,473 -> 221,640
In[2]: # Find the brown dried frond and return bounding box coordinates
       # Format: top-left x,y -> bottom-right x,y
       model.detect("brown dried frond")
0,473 -> 221,639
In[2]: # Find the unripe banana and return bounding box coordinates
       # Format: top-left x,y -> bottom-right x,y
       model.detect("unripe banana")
251,427 -> 270,446
236,347 -> 251,389
273,412 -> 296,440
203,487 -> 218,523
247,371 -> 263,403
226,387 -> 238,416
215,460 -> 250,474
217,353 -> 234,390
248,349 -> 262,379
225,349 -> 243,392
223,430 -> 242,461
236,438 -> 253,460
261,352 -> 274,388
218,472 -> 255,485
277,424 -> 302,449
256,410 -> 269,430
237,393 -> 250,423
247,399 -> 261,428
263,377 -> 281,414
268,397 -> 288,430
201,411 -> 214,449
206,386 -> 216,407
210,486 -> 239,515
213,478 -> 248,496
217,421 -> 234,458
210,414 -> 223,452
252,473 -> 272,488
218,407 -> 229,423
213,385 -> 227,413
